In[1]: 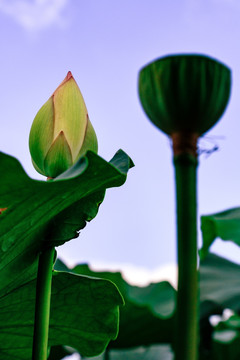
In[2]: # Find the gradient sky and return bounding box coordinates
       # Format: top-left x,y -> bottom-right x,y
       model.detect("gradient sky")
1,0 -> 240,271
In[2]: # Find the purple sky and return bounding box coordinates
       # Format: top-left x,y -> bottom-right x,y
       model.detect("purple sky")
0,0 -> 240,270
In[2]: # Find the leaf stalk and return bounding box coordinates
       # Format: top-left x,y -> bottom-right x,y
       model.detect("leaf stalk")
32,247 -> 55,360
174,153 -> 198,360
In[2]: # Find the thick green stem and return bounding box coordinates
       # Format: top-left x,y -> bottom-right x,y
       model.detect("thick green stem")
174,153 -> 198,360
32,247 -> 55,360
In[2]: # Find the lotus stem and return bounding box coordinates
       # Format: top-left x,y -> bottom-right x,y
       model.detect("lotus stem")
173,133 -> 199,360
32,247 -> 55,360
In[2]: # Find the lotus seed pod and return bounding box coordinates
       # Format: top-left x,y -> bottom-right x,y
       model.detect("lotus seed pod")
29,71 -> 98,178
138,54 -> 231,137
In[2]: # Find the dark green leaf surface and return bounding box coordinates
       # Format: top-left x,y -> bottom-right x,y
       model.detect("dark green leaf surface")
212,330 -> 240,360
200,207 -> 240,258
55,260 -> 176,349
200,253 -> 240,315
0,270 -> 123,359
199,254 -> 240,359
0,150 -> 133,296
206,314 -> 240,360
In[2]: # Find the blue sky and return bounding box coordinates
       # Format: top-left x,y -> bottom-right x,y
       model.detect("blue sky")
1,0 -> 240,270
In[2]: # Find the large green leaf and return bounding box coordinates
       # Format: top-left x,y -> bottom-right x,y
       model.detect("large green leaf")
200,207 -> 240,258
53,253 -> 240,360
55,260 -> 176,350
200,253 -> 240,314
0,270 -> 123,359
0,150 -> 133,296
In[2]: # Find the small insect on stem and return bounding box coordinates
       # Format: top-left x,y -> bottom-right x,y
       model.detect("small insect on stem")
198,135 -> 225,158
198,145 -> 219,157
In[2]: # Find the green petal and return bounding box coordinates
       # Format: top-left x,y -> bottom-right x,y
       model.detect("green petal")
44,131 -> 73,177
29,97 -> 54,172
31,158 -> 46,176
53,74 -> 88,160
75,115 -> 98,161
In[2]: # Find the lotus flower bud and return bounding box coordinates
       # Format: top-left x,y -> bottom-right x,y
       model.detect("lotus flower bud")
138,54 -> 231,137
29,71 -> 98,178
